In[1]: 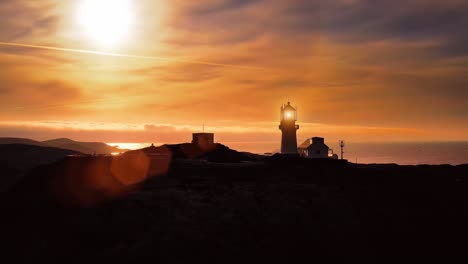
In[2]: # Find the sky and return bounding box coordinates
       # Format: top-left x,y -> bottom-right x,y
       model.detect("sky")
0,0 -> 467,152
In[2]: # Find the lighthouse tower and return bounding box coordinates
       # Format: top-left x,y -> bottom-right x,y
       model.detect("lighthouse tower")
279,102 -> 299,154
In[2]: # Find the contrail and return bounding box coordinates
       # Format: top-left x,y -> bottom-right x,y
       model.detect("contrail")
0,41 -> 271,70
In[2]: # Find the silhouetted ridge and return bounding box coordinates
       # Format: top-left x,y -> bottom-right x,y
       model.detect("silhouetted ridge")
2,154 -> 468,261
0,137 -> 126,154
0,144 -> 81,192
0,137 -> 45,146
42,138 -> 76,145
42,138 -> 125,154
2,139 -> 468,261
137,143 -> 262,162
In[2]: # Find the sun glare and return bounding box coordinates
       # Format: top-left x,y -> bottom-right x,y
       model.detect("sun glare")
77,0 -> 134,48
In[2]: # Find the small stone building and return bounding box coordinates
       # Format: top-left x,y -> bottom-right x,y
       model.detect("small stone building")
192,133 -> 214,147
298,137 -> 330,158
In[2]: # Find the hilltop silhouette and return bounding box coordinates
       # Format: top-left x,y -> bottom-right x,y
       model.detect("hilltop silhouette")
0,142 -> 467,261
0,144 -> 80,192
134,142 -> 262,161
0,137 -> 127,154
0,137 -> 46,146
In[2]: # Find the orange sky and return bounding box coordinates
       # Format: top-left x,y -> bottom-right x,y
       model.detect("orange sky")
0,0 -> 467,152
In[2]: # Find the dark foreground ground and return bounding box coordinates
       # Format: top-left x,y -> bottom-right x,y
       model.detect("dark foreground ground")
1,151 -> 468,262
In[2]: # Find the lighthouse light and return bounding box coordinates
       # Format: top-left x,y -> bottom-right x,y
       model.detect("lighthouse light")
279,101 -> 299,154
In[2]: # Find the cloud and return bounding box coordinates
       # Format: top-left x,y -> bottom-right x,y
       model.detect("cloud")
166,0 -> 468,62
0,65 -> 84,119
133,63 -> 222,83
0,0 -> 59,41
178,0 -> 259,16
144,124 -> 183,132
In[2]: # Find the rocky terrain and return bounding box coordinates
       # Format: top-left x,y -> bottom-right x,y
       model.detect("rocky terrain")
0,144 -> 467,261
0,144 -> 80,191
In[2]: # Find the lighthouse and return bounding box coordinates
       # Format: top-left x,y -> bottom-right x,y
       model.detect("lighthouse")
279,102 -> 299,154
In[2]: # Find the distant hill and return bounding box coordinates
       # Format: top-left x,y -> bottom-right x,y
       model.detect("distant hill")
0,137 -> 127,154
42,138 -> 127,154
0,144 -> 81,192
0,137 -> 45,146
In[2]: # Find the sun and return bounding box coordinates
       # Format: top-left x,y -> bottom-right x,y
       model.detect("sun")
77,0 -> 134,48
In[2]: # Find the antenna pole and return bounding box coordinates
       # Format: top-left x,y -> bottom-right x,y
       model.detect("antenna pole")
339,140 -> 345,160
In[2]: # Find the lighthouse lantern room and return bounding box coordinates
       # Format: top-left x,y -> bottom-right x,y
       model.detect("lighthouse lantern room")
279,102 -> 299,154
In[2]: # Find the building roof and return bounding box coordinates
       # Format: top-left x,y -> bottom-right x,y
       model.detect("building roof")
298,137 -> 329,150
193,133 -> 214,136
298,139 -> 309,149
282,102 -> 296,112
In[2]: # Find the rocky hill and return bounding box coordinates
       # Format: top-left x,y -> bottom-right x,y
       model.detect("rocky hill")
133,142 -> 262,162
0,137 -> 45,146
0,144 -> 81,192
0,137 -> 127,154
1,154 -> 467,261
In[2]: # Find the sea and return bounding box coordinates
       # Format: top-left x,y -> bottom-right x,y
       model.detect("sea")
107,141 -> 468,165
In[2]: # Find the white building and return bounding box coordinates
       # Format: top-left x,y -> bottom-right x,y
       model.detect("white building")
298,137 -> 332,158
